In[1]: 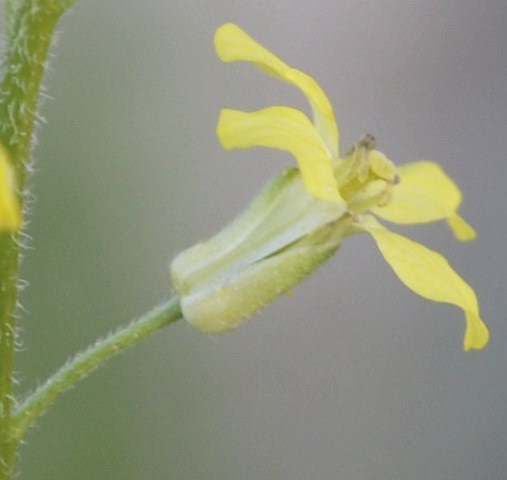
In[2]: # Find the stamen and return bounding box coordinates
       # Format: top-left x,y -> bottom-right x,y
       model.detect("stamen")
358,134 -> 376,150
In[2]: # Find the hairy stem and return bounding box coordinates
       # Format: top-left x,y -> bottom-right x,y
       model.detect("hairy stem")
12,297 -> 182,443
0,1 -> 79,477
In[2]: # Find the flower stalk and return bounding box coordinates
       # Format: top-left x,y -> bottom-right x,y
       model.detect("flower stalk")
11,297 -> 182,443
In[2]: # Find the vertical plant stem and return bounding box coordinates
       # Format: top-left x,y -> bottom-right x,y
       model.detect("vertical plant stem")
0,236 -> 19,480
0,1 -> 78,477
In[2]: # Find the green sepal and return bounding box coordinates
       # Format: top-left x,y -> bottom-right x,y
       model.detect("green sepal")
170,168 -> 348,332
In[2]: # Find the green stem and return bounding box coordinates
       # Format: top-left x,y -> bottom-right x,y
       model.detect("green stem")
0,235 -> 19,480
0,2 -> 79,477
0,0 -> 77,183
11,297 -> 182,443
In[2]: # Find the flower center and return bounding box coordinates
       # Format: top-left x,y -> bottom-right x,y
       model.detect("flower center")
334,135 -> 400,214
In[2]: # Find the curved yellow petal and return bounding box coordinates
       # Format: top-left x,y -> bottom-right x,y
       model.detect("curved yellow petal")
217,107 -> 342,203
371,161 -> 476,241
214,23 -> 339,160
0,144 -> 21,232
359,215 -> 489,350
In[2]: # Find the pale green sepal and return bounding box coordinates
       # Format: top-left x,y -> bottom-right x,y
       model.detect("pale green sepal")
171,168 -> 345,295
180,222 -> 344,333
170,168 -> 348,332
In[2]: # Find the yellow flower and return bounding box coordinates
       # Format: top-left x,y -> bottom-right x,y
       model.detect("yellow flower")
0,142 -> 21,232
209,23 -> 489,350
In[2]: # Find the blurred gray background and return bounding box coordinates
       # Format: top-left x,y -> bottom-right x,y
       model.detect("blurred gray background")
2,0 -> 506,478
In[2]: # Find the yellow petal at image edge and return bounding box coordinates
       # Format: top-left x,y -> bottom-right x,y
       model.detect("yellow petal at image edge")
217,107 -> 342,203
214,22 -> 339,160
0,146 -> 21,232
359,216 -> 489,350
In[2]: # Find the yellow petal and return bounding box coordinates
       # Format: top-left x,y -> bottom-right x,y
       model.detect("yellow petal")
359,215 -> 489,350
447,214 -> 477,241
214,23 -> 339,160
371,161 -> 475,241
0,144 -> 21,232
217,107 -> 343,203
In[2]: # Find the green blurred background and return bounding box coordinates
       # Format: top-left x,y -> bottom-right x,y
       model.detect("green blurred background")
2,0 -> 506,478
